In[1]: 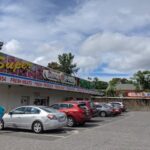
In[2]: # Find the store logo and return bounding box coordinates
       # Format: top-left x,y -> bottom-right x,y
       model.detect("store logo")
0,56 -> 32,72
43,69 -> 62,82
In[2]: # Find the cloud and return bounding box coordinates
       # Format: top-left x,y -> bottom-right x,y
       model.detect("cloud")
1,0 -> 150,81
3,39 -> 22,55
79,32 -> 150,74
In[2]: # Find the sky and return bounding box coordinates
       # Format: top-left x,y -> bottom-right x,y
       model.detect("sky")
0,0 -> 150,81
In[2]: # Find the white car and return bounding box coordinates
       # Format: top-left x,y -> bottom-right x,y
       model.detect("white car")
1,106 -> 67,133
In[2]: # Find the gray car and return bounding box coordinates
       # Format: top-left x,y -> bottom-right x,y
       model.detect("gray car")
1,106 -> 67,133
94,103 -> 114,117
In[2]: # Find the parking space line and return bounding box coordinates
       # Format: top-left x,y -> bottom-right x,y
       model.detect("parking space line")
38,134 -> 66,138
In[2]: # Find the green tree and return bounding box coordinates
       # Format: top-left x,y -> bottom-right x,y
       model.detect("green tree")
92,77 -> 108,90
109,78 -> 133,86
58,53 -> 79,75
106,83 -> 116,97
133,70 -> 150,90
47,53 -> 79,75
47,62 -> 61,70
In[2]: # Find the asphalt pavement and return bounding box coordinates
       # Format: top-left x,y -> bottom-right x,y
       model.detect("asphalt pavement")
0,112 -> 150,150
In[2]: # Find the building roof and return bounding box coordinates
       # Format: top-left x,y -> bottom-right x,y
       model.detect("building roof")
115,83 -> 136,91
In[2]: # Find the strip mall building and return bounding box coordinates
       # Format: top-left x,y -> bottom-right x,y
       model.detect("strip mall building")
0,52 -> 99,110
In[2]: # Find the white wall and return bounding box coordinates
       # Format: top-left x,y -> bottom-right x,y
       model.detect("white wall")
0,84 -> 91,111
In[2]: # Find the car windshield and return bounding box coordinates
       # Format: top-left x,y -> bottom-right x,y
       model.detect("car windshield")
40,107 -> 59,113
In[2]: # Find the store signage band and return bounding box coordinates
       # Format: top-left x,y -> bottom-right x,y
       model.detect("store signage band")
0,73 -> 98,95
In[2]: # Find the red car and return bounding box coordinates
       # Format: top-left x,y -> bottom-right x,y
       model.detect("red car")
50,102 -> 87,127
108,103 -> 122,115
72,100 -> 98,117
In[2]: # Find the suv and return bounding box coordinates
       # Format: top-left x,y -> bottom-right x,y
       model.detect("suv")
110,102 -> 127,112
50,102 -> 87,127
74,100 -> 98,117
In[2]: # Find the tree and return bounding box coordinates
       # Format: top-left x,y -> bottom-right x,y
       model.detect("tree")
92,77 -> 108,90
47,52 -> 79,75
106,83 -> 116,97
133,70 -> 150,90
58,53 -> 79,75
109,78 -> 133,86
48,62 -> 61,70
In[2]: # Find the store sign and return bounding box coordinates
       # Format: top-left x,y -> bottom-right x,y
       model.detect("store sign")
128,92 -> 150,97
0,73 -> 99,95
43,69 -> 62,82
0,56 -> 32,72
143,92 -> 150,97
43,69 -> 76,85
62,74 -> 76,85
0,52 -> 77,86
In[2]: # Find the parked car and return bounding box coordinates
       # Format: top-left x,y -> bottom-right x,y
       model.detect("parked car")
73,100 -> 98,117
94,102 -> 114,117
50,102 -> 87,127
110,102 -> 127,112
107,103 -> 122,115
1,106 -> 67,133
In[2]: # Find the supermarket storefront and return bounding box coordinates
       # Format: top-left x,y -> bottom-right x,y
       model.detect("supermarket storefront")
0,52 -> 99,110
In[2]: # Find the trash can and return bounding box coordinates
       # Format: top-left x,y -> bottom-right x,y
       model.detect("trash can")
0,106 -> 5,121
0,106 -> 5,130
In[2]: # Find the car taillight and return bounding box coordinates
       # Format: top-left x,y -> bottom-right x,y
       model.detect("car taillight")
47,114 -> 57,120
112,109 -> 115,112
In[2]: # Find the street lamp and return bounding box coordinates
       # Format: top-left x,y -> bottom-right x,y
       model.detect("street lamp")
0,41 -> 4,50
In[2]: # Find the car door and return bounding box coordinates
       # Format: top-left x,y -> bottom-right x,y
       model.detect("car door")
59,104 -> 69,114
4,107 -> 26,128
21,107 -> 41,129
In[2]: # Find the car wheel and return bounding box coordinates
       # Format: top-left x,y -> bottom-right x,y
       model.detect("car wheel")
100,111 -> 107,117
0,120 -> 4,130
67,116 -> 75,127
32,121 -> 43,133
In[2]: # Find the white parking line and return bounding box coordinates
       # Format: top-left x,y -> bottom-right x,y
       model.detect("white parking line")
38,134 -> 66,138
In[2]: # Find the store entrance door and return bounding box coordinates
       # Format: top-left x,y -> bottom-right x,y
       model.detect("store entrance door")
34,97 -> 49,106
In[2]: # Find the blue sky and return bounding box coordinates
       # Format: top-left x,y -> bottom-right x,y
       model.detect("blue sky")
0,0 -> 150,81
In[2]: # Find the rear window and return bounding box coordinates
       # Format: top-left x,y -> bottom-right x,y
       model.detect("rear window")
60,104 -> 69,109
78,103 -> 86,108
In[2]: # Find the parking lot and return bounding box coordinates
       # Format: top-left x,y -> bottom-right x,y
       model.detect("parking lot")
0,113 -> 128,142
1,111 -> 150,150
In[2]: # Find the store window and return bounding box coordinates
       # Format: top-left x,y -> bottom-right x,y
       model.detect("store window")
34,96 -> 49,106
21,96 -> 30,105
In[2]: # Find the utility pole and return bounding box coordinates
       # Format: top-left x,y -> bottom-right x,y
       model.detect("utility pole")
0,41 -> 4,50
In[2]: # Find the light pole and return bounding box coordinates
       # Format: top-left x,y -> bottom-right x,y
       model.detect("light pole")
0,41 -> 4,50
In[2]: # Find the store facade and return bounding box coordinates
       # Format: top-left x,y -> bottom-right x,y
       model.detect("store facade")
0,52 -> 99,110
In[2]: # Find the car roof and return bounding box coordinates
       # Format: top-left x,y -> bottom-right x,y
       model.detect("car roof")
52,101 -> 77,105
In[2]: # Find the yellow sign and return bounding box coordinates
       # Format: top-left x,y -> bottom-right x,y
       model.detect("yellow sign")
0,56 -> 32,72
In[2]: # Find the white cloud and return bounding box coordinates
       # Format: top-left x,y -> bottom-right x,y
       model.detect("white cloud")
3,39 -> 22,55
1,0 -> 150,80
79,32 -> 150,73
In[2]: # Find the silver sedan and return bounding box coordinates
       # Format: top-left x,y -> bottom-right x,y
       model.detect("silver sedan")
1,106 -> 67,133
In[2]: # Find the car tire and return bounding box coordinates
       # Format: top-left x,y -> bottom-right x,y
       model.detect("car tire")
32,121 -> 43,133
67,116 -> 75,127
0,120 -> 4,130
79,122 -> 85,126
100,111 -> 107,117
